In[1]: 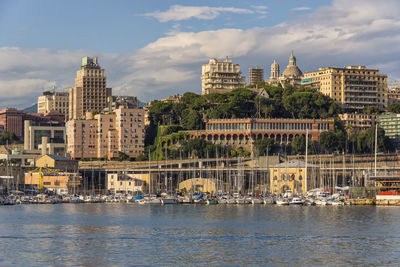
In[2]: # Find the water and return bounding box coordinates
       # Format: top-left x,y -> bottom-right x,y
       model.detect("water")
0,205 -> 400,266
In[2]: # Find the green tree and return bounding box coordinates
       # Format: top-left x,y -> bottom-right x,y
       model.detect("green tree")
181,109 -> 203,130
254,138 -> 276,155
388,102 -> 400,113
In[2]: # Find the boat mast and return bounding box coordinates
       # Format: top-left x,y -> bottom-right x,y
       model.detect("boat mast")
148,149 -> 151,196
374,124 -> 378,177
305,129 -> 308,194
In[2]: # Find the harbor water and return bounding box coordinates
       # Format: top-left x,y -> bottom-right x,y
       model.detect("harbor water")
1,204 -> 400,266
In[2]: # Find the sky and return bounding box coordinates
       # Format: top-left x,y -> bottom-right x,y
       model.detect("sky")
1,0 -> 400,109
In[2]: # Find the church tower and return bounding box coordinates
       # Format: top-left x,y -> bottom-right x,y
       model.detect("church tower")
270,59 -> 280,81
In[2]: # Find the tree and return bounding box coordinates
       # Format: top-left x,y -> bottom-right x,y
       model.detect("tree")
116,151 -> 130,161
291,135 -> 306,154
388,102 -> 400,113
254,138 -> 276,155
181,109 -> 202,130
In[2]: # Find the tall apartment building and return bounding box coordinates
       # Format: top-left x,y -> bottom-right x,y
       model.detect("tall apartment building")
67,107 -> 145,160
338,113 -> 376,132
37,88 -> 69,117
201,58 -> 246,95
248,66 -> 264,85
69,56 -> 112,119
302,66 -> 388,111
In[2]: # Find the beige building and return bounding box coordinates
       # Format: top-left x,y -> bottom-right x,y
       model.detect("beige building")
248,66 -> 264,85
67,107 -> 145,160
201,58 -> 245,95
268,51 -> 303,87
107,173 -> 148,194
339,113 -> 376,132
37,88 -> 69,117
36,154 -> 78,172
302,66 -> 388,111
269,160 -> 320,195
69,56 -> 112,119
24,120 -> 66,156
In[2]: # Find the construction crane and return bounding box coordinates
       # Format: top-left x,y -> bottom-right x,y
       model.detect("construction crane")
28,167 -> 60,191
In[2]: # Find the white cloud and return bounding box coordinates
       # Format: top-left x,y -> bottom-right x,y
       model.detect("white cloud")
145,5 -> 253,22
292,7 -> 311,11
2,0 -> 400,108
251,5 -> 268,15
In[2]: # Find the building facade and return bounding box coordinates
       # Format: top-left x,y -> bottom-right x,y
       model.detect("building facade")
248,66 -> 264,85
339,113 -> 376,132
69,56 -> 112,119
107,172 -> 148,194
182,118 -> 334,151
24,120 -> 66,156
378,112 -> 400,147
302,66 -> 388,111
201,58 -> 246,95
269,160 -> 320,195
67,107 -> 145,159
104,96 -> 139,112
25,170 -> 81,195
37,88 -> 69,117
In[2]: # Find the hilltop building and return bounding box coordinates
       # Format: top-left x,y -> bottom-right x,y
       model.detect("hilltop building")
201,58 -> 246,95
248,66 -> 264,85
67,107 -> 145,160
37,87 -> 69,118
268,51 -> 303,87
388,87 -> 400,105
69,56 -> 112,120
338,113 -> 376,132
302,66 -> 388,112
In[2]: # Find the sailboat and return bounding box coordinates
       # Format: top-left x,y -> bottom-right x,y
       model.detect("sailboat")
161,147 -> 177,204
144,150 -> 161,204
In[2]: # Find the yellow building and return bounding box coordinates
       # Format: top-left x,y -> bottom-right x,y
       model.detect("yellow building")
269,160 -> 320,195
302,66 -> 388,111
25,170 -> 81,194
178,178 -> 218,193
36,154 -> 78,171
37,88 -> 69,117
107,173 -> 149,194
69,56 -> 112,120
339,113 -> 376,132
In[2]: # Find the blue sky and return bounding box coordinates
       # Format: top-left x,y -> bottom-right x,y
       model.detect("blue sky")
1,0 -> 400,108
0,0 -> 330,53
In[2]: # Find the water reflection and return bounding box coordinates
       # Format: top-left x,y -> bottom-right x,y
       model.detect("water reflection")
0,205 -> 400,266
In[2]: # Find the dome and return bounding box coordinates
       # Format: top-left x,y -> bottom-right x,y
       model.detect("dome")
282,65 -> 302,78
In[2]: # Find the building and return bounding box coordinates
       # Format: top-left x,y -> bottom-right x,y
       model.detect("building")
201,58 -> 246,95
69,56 -> 112,119
182,117 -> 334,151
37,88 -> 69,118
0,125 -> 3,136
248,66 -> 264,85
104,96 -> 139,112
339,113 -> 376,132
24,120 -> 66,156
107,172 -> 148,194
388,87 -> 400,105
25,169 -> 81,195
0,108 -> 66,139
35,154 -> 78,172
67,107 -> 145,160
302,66 -> 388,111
269,160 -> 320,195
268,51 -> 303,87
0,108 -> 24,138
378,112 -> 400,147
269,59 -> 280,82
